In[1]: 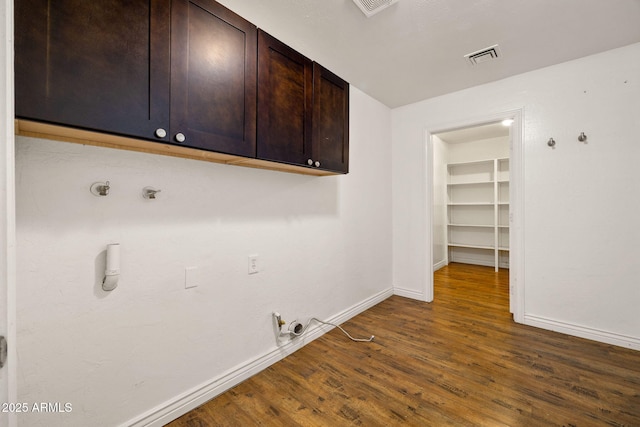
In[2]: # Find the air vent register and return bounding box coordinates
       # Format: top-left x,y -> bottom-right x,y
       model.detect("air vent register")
464,44 -> 502,66
352,0 -> 399,18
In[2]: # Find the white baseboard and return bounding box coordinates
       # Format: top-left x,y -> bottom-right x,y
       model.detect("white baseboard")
123,287 -> 394,427
524,314 -> 640,351
433,260 -> 447,271
393,286 -> 425,301
448,256 -> 509,269
450,255 -> 494,268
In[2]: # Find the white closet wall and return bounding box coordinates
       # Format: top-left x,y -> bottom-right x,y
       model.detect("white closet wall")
432,135 -> 449,270
447,137 -> 509,163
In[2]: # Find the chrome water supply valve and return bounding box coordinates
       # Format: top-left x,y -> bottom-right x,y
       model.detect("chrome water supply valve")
90,180 -> 110,196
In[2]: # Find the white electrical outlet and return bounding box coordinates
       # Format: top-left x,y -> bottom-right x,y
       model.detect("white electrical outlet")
248,255 -> 259,275
185,266 -> 198,289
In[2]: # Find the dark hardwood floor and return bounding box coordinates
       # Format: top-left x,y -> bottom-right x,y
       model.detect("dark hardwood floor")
167,263 -> 640,426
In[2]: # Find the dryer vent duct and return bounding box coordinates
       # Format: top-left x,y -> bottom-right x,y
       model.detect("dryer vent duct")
352,0 -> 399,17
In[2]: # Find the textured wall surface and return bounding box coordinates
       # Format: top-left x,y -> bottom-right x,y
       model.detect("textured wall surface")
392,42 -> 640,348
15,87 -> 392,427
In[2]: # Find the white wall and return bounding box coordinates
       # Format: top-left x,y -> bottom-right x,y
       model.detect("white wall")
15,86 -> 392,427
392,42 -> 640,349
431,135 -> 448,270
446,136 -> 509,163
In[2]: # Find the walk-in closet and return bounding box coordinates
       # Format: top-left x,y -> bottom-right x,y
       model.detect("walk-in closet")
433,122 -> 510,272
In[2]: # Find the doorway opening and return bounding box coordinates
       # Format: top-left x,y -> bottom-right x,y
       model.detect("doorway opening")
426,110 -> 523,321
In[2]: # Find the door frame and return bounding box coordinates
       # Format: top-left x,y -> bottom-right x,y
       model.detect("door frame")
1,1 -> 18,425
424,108 -> 524,322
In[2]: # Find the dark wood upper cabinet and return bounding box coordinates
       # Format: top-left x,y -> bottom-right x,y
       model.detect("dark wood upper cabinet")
15,0 -> 256,157
15,0 -> 347,174
257,30 -> 313,166
257,30 -> 349,174
257,30 -> 313,164
170,0 -> 256,156
15,0 -> 171,140
312,63 -> 349,174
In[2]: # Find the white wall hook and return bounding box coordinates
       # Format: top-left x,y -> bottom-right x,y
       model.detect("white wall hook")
578,132 -> 587,142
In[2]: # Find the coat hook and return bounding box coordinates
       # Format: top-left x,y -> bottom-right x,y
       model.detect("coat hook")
547,138 -> 556,147
90,181 -> 110,196
578,132 -> 587,142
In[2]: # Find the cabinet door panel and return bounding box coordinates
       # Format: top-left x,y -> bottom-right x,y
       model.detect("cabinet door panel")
257,30 -> 312,165
15,0 -> 170,140
171,0 -> 257,156
312,63 -> 349,173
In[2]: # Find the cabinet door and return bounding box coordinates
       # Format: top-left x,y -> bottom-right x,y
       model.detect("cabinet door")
15,0 -> 171,141
170,0 -> 257,156
257,30 -> 313,166
312,63 -> 349,174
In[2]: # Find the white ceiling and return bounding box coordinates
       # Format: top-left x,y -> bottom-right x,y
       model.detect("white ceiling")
217,0 -> 640,108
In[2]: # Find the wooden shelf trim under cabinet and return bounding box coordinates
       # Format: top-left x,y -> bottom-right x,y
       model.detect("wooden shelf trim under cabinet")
15,120 -> 337,176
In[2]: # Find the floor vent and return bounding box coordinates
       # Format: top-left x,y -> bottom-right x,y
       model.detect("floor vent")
352,0 -> 399,17
464,44 -> 501,65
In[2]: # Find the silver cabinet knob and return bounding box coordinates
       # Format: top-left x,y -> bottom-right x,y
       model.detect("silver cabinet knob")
314,161 -> 320,168
155,128 -> 167,138
307,159 -> 313,166
175,133 -> 186,143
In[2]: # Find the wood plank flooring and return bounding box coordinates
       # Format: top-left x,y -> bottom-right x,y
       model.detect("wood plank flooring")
166,263 -> 640,426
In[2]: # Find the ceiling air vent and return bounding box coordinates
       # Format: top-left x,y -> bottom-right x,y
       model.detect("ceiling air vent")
464,44 -> 502,66
352,0 -> 399,18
